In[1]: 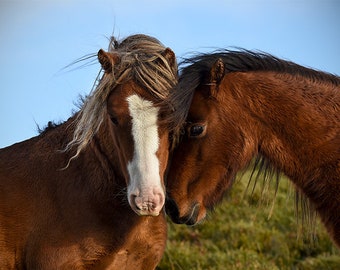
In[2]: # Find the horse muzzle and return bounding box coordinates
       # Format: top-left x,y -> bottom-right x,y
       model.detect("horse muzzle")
165,198 -> 201,225
128,188 -> 165,216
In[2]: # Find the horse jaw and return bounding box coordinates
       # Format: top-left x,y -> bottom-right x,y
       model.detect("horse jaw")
126,94 -> 165,216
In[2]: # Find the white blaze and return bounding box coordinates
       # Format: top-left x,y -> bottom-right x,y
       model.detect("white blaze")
126,94 -> 163,215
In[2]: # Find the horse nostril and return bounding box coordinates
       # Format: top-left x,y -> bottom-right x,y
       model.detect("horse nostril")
165,198 -> 201,225
129,194 -> 139,210
165,197 -> 181,223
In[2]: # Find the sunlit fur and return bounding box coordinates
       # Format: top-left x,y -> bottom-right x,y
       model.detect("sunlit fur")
166,49 -> 340,247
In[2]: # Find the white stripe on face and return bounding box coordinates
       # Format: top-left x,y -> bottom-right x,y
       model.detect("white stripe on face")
126,94 -> 164,216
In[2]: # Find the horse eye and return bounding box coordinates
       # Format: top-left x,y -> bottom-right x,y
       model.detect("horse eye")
110,117 -> 118,125
188,125 -> 205,138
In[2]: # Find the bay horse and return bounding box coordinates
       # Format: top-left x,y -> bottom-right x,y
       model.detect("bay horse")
165,49 -> 340,248
0,34 -> 178,269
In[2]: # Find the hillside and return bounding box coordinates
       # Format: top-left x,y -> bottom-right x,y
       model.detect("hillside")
158,171 -> 339,270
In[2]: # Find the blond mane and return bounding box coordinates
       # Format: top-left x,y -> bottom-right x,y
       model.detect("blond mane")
65,34 -> 177,162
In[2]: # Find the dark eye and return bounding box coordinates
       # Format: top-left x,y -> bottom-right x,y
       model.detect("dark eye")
188,124 -> 206,138
110,117 -> 118,126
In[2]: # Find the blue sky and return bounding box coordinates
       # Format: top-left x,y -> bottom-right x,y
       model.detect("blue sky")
1,0 -> 339,147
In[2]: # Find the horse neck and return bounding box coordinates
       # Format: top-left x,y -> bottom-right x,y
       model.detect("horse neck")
37,116 -> 120,182
227,71 -> 339,185
85,116 -> 126,186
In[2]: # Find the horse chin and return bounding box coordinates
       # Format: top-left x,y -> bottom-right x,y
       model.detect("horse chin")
130,205 -> 161,217
165,198 -> 204,225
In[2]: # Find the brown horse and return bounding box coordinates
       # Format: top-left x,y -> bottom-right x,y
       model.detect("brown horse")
165,50 -> 340,247
0,34 -> 178,269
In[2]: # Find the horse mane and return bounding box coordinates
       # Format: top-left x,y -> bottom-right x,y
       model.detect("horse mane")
182,49 -> 340,85
170,49 -> 339,234
170,48 -> 340,144
245,156 -> 317,240
64,34 -> 178,161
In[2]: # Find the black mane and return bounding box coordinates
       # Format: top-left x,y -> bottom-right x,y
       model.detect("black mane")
180,49 -> 340,86
169,49 -> 340,137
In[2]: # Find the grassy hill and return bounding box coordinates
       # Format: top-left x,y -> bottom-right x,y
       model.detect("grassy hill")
158,171 -> 339,270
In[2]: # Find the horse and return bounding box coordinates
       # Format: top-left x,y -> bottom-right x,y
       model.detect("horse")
165,49 -> 340,248
0,34 -> 178,269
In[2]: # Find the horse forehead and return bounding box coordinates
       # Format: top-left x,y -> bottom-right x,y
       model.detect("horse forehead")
127,94 -> 156,111
127,94 -> 159,122
127,94 -> 160,141
188,91 -> 211,119
108,84 -> 154,113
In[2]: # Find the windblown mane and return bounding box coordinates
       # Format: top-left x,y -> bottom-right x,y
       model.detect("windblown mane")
170,49 -> 340,234
65,34 -> 178,160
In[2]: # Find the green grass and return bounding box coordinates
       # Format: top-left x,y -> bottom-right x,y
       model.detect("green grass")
158,172 -> 339,269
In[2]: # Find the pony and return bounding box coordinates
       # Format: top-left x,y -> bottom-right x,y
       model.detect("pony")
165,49 -> 340,248
0,34 -> 178,269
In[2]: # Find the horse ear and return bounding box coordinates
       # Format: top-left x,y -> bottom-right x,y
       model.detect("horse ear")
210,58 -> 225,85
98,49 -> 119,73
162,48 -> 176,69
